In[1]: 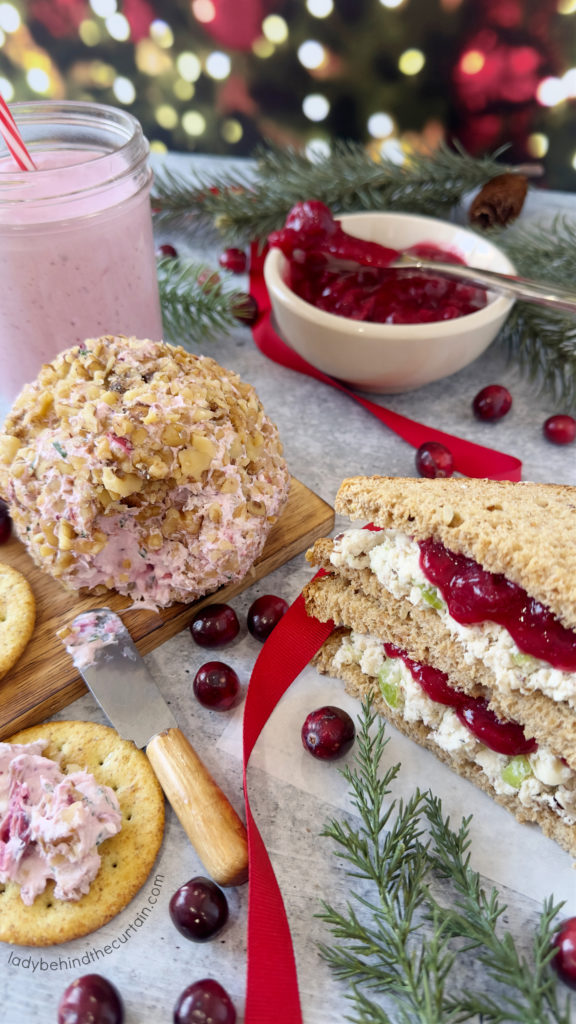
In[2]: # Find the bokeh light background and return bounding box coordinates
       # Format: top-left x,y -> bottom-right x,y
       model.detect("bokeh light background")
1,0 -> 576,188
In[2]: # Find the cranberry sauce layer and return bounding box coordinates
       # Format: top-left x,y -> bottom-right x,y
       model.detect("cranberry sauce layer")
268,200 -> 488,325
419,539 -> 576,672
383,642 -> 537,756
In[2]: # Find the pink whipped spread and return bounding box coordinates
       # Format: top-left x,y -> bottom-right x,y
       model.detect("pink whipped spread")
0,740 -> 122,905
61,609 -> 129,671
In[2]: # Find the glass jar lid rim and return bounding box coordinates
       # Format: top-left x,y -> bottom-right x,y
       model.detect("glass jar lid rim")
0,100 -> 150,204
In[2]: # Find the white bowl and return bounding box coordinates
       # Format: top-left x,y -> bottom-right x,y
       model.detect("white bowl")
263,211 -> 516,393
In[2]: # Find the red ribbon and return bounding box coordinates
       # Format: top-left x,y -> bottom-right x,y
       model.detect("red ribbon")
242,591 -> 334,1023
248,243 -> 522,482
241,239 -> 523,1022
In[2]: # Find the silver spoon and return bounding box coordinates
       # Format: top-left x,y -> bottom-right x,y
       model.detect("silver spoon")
392,254 -> 576,316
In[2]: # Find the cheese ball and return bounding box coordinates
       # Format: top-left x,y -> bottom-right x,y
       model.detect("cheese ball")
0,336 -> 291,609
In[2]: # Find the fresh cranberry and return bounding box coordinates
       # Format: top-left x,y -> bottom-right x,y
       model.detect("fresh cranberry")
57,975 -> 123,1024
219,248 -> 247,274
247,594 -> 289,642
232,293 -> 259,326
193,661 -> 240,710
174,979 -> 236,1024
156,242 -> 178,259
189,604 -> 240,648
543,414 -> 576,445
301,706 -> 355,760
169,877 -> 229,942
415,441 -> 454,479
472,384 -> 512,421
0,500 -> 11,544
552,917 -> 576,989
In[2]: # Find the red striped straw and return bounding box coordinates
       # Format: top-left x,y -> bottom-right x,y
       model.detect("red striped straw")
0,94 -> 36,171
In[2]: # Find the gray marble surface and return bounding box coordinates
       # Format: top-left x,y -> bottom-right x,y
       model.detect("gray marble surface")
2,156 -> 576,1023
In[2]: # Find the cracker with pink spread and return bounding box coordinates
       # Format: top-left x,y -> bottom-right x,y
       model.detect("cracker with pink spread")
0,738 -> 121,906
0,720 -> 164,946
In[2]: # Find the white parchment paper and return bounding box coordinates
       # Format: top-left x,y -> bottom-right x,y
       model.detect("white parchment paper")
220,665 -> 576,909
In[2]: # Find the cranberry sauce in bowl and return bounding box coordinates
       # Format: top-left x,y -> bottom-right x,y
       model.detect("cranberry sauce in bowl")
262,207 -> 516,392
419,539 -> 576,671
268,201 -> 488,325
383,642 -> 537,756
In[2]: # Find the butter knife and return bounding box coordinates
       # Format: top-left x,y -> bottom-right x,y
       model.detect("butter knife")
61,608 -> 248,887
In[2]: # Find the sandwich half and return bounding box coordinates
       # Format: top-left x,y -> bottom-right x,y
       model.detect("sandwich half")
304,476 -> 576,857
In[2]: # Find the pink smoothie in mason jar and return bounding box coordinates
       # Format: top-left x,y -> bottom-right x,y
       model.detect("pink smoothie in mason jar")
0,101 -> 164,422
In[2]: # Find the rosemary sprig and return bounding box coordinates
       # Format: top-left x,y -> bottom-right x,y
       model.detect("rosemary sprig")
318,700 -> 573,1024
156,256 -> 247,345
424,796 -> 571,1024
152,141 -> 513,246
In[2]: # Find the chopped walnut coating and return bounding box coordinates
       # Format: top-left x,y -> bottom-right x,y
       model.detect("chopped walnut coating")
0,335 -> 290,608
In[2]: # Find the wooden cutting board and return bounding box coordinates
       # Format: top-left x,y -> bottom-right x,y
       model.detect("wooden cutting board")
0,477 -> 333,740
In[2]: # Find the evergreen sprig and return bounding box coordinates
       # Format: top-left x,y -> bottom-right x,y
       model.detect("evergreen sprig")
156,256 -> 247,345
152,141 -> 514,246
318,699 -> 573,1024
499,216 -> 576,283
495,219 -> 576,409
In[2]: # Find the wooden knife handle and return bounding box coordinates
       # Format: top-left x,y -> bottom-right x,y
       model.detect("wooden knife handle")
146,727 -> 248,887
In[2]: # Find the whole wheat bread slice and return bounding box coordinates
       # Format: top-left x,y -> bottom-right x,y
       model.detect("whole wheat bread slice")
314,629 -> 576,858
304,568 -> 576,771
332,477 -> 576,631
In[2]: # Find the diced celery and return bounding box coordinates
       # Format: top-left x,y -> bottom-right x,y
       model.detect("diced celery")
377,661 -> 403,709
418,583 -> 445,611
501,755 -> 533,789
511,652 -> 539,672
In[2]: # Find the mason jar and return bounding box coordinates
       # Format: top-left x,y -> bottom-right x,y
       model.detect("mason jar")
0,100 -> 164,421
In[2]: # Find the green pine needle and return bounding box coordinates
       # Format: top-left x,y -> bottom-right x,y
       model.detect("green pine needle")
152,140 -> 514,246
498,217 -> 576,283
318,698 -> 574,1024
495,219 -> 576,410
156,256 -> 248,345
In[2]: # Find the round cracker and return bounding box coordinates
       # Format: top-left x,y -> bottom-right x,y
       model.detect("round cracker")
0,720 -> 165,946
0,563 -> 35,681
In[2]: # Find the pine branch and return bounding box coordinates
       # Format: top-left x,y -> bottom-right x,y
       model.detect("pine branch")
493,218 -> 576,410
152,166 -> 254,241
152,141 -> 514,246
156,256 -> 247,345
497,216 -> 576,284
318,699 -> 574,1024
499,304 -> 576,410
